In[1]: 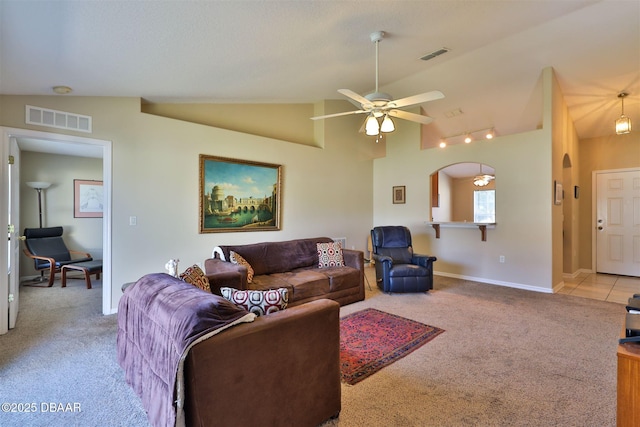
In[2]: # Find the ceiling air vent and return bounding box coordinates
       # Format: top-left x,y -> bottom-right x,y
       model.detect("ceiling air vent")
420,48 -> 450,61
25,105 -> 92,133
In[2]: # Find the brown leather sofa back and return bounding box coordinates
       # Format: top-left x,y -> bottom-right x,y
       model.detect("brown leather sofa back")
217,237 -> 334,275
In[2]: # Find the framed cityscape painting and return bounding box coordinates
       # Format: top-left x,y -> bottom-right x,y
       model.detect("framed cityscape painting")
199,155 -> 281,233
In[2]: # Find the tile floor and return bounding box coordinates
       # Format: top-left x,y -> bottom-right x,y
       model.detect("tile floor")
557,273 -> 640,304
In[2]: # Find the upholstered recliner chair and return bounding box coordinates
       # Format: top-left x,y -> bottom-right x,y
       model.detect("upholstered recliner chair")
370,226 -> 436,293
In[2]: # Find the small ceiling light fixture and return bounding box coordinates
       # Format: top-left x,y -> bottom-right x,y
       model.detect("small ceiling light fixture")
380,114 -> 395,133
473,165 -> 495,187
52,85 -> 72,95
439,140 -> 447,148
615,92 -> 632,135
485,129 -> 495,139
464,133 -> 473,144
365,114 -> 380,136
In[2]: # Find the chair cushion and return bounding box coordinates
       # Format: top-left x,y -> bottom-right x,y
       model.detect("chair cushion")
377,247 -> 413,264
389,264 -> 430,277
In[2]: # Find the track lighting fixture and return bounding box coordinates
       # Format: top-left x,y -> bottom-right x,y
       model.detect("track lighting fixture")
439,127 -> 496,147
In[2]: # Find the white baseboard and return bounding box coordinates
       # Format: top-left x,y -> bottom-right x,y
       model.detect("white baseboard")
434,271 -> 554,294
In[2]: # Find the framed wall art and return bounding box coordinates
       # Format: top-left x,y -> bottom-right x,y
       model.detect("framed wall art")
393,185 -> 406,204
74,179 -> 103,218
199,155 -> 281,233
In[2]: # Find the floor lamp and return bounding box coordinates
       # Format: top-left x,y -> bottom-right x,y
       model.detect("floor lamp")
26,181 -> 52,228
25,181 -> 52,283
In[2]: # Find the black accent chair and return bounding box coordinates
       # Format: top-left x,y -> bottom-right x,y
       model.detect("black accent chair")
370,226 -> 437,293
23,226 -> 94,287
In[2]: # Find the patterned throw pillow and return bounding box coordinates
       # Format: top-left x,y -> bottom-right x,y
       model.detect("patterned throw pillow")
229,250 -> 254,283
317,241 -> 345,268
179,264 -> 211,293
220,287 -> 288,316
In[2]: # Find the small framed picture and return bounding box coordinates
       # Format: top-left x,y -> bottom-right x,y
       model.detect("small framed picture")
74,179 -> 103,218
554,181 -> 563,205
393,186 -> 406,204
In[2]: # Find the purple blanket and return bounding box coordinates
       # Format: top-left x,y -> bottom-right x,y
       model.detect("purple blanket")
117,273 -> 255,427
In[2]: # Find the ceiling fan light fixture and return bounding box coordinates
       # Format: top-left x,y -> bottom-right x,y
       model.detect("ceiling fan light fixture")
365,115 -> 380,136
616,92 -> 631,135
473,164 -> 495,187
380,115 -> 395,133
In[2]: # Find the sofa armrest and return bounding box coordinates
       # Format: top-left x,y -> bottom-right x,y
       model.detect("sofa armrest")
184,299 -> 341,426
342,248 -> 364,270
203,258 -> 248,293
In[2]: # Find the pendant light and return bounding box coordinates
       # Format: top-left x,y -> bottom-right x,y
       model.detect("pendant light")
473,164 -> 495,187
615,92 -> 632,135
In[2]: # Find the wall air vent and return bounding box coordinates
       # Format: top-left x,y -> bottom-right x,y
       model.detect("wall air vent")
25,105 -> 92,133
332,237 -> 347,249
420,48 -> 450,61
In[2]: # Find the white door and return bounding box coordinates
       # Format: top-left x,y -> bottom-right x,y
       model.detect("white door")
8,137 -> 20,329
596,169 -> 640,276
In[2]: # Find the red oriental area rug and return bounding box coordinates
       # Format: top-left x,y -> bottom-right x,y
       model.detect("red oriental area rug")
340,308 -> 444,385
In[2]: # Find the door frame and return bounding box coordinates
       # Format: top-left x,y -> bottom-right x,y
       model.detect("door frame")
591,166 -> 640,275
0,127 -> 112,334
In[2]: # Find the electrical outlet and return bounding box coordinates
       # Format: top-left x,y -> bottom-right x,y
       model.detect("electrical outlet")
499,255 -> 505,263
129,216 -> 137,226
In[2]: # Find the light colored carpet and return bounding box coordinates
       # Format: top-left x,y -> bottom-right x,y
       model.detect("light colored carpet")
0,269 -> 625,426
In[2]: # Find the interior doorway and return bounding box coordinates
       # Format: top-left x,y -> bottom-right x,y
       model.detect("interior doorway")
0,127 -> 112,334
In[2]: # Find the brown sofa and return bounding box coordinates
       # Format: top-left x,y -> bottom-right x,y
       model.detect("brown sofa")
118,273 -> 341,427
204,237 -> 365,307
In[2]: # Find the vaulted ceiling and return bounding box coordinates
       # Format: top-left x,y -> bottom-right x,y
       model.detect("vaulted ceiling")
1,1 -> 638,148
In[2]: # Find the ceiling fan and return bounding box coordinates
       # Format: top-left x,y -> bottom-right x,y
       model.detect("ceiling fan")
311,31 -> 445,137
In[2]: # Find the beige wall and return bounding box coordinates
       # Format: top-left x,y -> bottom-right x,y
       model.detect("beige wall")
1,95 -> 375,311
373,107 -> 553,291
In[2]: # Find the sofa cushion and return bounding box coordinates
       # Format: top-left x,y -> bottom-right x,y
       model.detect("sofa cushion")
179,264 -> 211,292
317,266 -> 360,292
220,287 -> 288,316
271,269 -> 331,301
229,250 -> 254,283
317,242 -> 345,268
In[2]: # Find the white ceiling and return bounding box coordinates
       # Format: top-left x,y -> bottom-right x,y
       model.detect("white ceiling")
1,0 -> 638,149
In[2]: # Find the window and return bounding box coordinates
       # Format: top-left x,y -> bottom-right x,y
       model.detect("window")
474,190 -> 495,223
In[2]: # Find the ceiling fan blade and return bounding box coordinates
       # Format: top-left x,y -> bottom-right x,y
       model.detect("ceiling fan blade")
310,109 -> 367,120
388,109 -> 434,125
338,89 -> 373,109
388,90 -> 444,109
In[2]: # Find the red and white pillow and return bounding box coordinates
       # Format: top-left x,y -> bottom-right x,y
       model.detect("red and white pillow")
317,242 -> 345,268
220,287 -> 288,316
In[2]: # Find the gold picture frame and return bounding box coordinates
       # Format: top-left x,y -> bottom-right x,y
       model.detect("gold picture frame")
393,186 -> 406,204
199,155 -> 281,233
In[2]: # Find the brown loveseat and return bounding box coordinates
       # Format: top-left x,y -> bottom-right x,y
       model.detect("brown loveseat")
204,237 -> 365,307
118,273 -> 341,427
